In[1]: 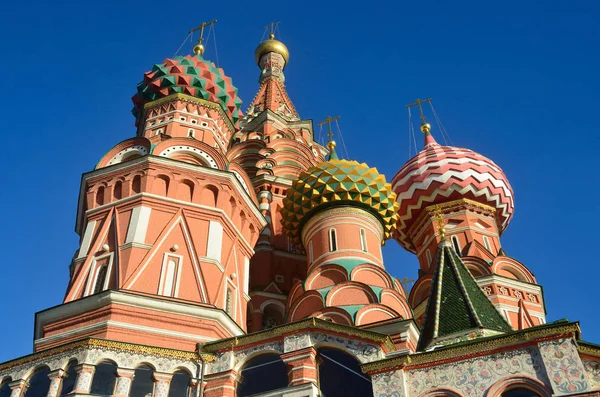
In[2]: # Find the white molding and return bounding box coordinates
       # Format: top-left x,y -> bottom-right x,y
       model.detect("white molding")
125,206 -> 152,244
34,290 -> 244,340
84,252 -> 114,297
158,253 -> 183,298
78,221 -> 96,259
119,242 -> 153,250
476,275 -> 542,294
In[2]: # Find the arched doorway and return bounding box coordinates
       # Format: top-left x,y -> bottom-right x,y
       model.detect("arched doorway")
317,347 -> 373,397
24,366 -> 51,397
130,365 -> 154,397
168,370 -> 191,397
90,361 -> 117,395
237,353 -> 288,397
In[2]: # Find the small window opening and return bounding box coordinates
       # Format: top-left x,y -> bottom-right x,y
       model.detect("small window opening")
93,264 -> 108,294
483,236 -> 492,252
329,229 -> 338,252
451,235 -> 461,255
426,249 -> 432,266
308,241 -> 314,264
188,129 -> 195,138
359,229 -> 368,252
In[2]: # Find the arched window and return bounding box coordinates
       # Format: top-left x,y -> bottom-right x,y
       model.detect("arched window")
359,229 -> 368,252
130,365 -> 154,397
262,304 -> 283,329
113,181 -> 123,200
317,348 -> 373,397
60,360 -> 78,396
93,265 -> 108,294
0,378 -> 12,397
167,370 -> 191,397
426,249 -> 432,267
187,129 -> 195,138
132,175 -> 142,194
308,241 -> 314,264
237,354 -> 288,397
483,235 -> 492,252
329,229 -> 338,252
90,361 -> 117,395
451,235 -> 461,255
24,366 -> 51,397
96,187 -> 105,206
502,388 -> 541,397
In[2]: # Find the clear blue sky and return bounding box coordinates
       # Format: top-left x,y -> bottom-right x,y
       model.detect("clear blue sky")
1,0 -> 598,363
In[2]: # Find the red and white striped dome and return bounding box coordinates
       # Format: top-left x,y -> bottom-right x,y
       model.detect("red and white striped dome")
392,133 -> 514,252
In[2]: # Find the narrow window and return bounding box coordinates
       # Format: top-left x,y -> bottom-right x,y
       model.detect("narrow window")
93,265 -> 108,294
155,128 -> 163,136
160,259 -> 178,297
359,229 -> 368,252
329,229 -> 337,252
426,249 -> 432,266
225,288 -> 233,315
188,129 -> 194,138
483,236 -> 492,252
451,235 -> 461,255
308,241 -> 314,264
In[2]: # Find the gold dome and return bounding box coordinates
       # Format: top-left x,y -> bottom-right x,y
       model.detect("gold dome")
254,34 -> 290,66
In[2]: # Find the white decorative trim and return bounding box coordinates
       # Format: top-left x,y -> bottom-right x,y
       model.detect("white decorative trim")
83,252 -> 114,297
125,206 -> 152,244
107,145 -> 148,166
231,170 -> 250,195
157,146 -> 218,169
78,221 -> 96,259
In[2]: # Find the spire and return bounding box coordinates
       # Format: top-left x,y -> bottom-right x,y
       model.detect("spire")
318,116 -> 341,160
417,239 -> 512,351
407,98 -> 438,147
241,25 -> 299,128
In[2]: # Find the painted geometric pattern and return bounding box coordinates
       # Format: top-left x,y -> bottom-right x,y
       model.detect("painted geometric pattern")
391,142 -> 514,252
132,55 -> 243,125
281,159 -> 399,246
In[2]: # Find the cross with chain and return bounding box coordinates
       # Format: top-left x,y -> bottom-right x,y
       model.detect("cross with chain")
317,116 -> 341,142
399,277 -> 415,293
189,20 -> 217,45
406,97 -> 432,123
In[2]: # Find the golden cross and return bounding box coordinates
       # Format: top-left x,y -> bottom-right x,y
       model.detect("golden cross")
406,97 -> 432,123
189,20 -> 217,45
265,21 -> 280,38
399,277 -> 415,293
434,205 -> 446,240
317,116 -> 341,141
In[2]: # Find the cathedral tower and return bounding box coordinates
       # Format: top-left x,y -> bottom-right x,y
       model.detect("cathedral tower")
35,45 -> 265,353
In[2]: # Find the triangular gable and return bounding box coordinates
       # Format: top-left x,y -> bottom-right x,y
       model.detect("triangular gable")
123,210 -> 208,302
518,299 -> 535,329
465,239 -> 495,261
264,281 -> 283,294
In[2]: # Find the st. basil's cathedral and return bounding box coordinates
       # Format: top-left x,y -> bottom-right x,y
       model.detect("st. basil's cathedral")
1,24 -> 599,397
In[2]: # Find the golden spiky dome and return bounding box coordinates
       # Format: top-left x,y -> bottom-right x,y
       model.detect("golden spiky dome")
254,33 -> 290,66
281,158 -> 400,247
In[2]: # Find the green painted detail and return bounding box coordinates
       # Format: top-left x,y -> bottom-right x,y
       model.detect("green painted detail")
320,258 -> 374,274
369,286 -> 384,301
316,286 -> 335,301
417,242 -> 512,351
338,305 -> 365,320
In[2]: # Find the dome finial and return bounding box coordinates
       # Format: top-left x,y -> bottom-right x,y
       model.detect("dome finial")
407,97 -> 437,146
318,116 -> 341,160
188,19 -> 217,57
255,22 -> 290,66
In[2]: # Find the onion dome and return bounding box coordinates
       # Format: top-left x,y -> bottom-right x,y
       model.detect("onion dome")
254,33 -> 289,66
281,143 -> 399,247
132,55 -> 243,126
392,127 -> 514,252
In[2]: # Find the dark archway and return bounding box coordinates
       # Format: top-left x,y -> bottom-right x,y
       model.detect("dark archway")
130,365 -> 154,397
90,361 -> 117,395
502,389 -> 541,397
237,354 -> 288,397
167,370 -> 191,397
59,360 -> 78,396
24,366 -> 51,397
317,348 -> 373,397
0,378 -> 12,397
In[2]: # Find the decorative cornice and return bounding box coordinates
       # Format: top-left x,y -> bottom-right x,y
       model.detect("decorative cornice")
361,322 -> 580,373
408,198 -> 498,239
577,341 -> 600,358
0,338 -> 200,372
142,93 -> 235,135
200,317 -> 395,353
